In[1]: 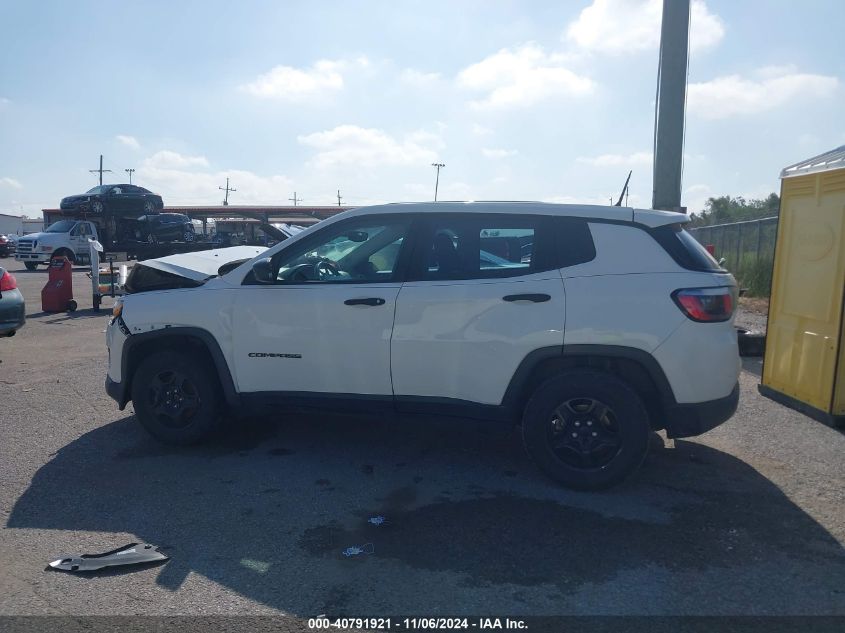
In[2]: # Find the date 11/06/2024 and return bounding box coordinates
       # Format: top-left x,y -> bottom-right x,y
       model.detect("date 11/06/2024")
307,618 -> 527,630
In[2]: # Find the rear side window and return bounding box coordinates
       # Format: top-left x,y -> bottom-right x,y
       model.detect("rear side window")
651,223 -> 725,272
411,214 -> 554,281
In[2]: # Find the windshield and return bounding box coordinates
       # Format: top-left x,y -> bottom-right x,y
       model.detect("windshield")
45,220 -> 77,233
85,185 -> 111,194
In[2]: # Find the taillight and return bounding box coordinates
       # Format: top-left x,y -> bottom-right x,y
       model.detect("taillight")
0,270 -> 17,291
672,287 -> 735,322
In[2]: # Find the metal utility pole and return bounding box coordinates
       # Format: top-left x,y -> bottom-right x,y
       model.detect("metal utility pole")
124,168 -> 135,184
289,192 -> 302,206
337,189 -> 343,207
431,162 -> 445,202
89,155 -> 112,186
219,178 -> 236,206
652,0 -> 690,212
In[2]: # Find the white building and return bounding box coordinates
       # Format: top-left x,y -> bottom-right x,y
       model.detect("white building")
0,212 -> 24,235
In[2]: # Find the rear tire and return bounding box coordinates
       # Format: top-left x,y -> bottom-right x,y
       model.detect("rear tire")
131,350 -> 221,445
522,370 -> 650,490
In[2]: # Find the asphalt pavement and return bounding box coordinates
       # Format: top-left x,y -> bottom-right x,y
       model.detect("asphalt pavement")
0,256 -> 843,619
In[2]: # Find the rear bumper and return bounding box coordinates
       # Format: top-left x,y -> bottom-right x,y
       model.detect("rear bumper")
663,382 -> 739,438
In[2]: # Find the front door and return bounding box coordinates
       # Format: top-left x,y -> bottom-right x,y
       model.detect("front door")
232,215 -> 412,398
69,222 -> 92,260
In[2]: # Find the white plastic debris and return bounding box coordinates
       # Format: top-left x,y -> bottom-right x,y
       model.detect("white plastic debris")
367,516 -> 386,526
342,543 -> 375,557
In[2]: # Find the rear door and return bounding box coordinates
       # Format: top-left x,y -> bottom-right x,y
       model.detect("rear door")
391,213 -> 566,407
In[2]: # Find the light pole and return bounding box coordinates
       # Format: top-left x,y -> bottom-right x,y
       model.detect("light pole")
125,168 -> 135,184
431,162 -> 445,202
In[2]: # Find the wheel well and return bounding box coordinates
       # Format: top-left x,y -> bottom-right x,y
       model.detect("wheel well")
514,354 -> 667,430
125,335 -> 220,402
53,248 -> 75,262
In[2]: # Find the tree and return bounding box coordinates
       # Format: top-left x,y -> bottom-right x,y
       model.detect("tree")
688,193 -> 779,227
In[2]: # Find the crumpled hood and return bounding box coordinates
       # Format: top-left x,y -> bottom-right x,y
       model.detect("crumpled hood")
135,245 -> 268,282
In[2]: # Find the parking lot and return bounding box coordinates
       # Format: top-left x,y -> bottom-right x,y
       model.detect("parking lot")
1,256 -> 843,618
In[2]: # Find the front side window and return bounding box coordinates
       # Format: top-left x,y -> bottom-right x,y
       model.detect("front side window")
273,219 -> 410,283
46,220 -> 76,233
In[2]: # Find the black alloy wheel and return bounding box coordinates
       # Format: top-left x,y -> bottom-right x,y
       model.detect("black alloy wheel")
146,369 -> 201,429
547,397 -> 622,469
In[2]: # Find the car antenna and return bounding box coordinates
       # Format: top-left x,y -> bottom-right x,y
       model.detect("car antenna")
614,170 -> 632,207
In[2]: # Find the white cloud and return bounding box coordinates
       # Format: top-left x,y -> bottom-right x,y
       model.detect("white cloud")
684,184 -> 713,213
482,148 -> 518,159
116,135 -> 140,150
565,0 -> 724,55
0,97 -> 10,107
577,152 -> 653,167
457,44 -> 594,110
471,123 -> 493,136
297,125 -> 441,168
688,68 -> 839,119
400,68 -> 441,86
543,193 -> 645,206
136,152 -> 293,206
143,150 -> 210,170
241,57 -> 368,100
0,177 -> 23,189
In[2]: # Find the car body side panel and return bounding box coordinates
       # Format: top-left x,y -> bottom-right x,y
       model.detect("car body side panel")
391,272 -> 566,405
563,224 -> 739,404
652,315 -> 740,403
117,285 -> 238,383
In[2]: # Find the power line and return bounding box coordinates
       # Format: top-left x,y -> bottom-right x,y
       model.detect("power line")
89,154 -> 112,186
219,177 -> 236,206
431,162 -> 445,202
289,192 -> 302,206
124,168 -> 135,184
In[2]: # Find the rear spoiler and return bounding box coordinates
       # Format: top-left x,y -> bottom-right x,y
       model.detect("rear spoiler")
633,208 -> 691,229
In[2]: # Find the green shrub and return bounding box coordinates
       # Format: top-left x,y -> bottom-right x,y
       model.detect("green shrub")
731,254 -> 773,297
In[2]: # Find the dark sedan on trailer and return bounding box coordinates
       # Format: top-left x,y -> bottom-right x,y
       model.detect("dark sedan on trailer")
60,184 -> 164,216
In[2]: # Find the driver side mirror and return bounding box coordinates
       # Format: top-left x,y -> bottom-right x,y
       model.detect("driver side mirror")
252,257 -> 275,284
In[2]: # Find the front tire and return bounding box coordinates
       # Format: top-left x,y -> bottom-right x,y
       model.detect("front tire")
146,233 -> 158,244
24,262 -> 38,271
131,350 -> 221,445
521,370 -> 650,490
143,200 -> 155,214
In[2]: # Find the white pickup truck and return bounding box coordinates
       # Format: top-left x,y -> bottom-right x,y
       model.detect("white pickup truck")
14,219 -> 99,270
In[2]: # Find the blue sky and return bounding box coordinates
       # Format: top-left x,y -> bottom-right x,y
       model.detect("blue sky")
1,0 -> 843,216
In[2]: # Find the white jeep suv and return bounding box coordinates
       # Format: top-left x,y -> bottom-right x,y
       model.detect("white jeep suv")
106,202 -> 740,489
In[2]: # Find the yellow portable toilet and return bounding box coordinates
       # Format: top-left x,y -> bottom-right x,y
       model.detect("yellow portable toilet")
759,145 -> 845,427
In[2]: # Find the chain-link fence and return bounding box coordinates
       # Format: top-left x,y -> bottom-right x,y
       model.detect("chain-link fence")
688,216 -> 778,296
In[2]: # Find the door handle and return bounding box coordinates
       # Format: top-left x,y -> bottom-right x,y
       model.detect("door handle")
502,293 -> 551,303
344,297 -> 386,306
